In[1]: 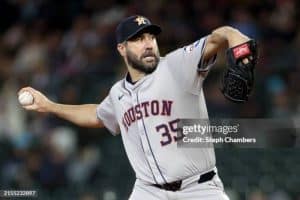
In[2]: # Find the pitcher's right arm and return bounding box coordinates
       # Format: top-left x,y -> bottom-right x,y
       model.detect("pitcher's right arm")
18,87 -> 104,128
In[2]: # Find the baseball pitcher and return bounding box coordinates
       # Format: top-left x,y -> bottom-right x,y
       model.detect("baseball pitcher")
19,15 -> 257,199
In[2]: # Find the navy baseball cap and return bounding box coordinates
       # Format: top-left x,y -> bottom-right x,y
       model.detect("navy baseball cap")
116,15 -> 162,43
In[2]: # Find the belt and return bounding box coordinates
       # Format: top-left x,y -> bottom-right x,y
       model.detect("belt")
152,170 -> 216,192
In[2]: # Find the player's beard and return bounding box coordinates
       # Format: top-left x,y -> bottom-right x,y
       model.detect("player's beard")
126,48 -> 160,74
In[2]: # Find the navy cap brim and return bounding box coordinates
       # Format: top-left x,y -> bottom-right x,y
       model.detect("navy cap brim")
123,24 -> 162,42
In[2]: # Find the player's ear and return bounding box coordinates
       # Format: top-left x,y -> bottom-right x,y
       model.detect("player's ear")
117,43 -> 126,57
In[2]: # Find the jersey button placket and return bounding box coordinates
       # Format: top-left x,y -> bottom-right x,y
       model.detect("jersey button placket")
134,91 -> 143,135
135,92 -> 154,167
132,92 -> 138,104
136,91 -> 160,183
132,90 -> 155,180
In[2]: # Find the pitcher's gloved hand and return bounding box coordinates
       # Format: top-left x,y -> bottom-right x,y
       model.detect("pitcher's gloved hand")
221,40 -> 258,103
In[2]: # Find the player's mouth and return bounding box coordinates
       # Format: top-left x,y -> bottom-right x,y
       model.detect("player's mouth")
142,52 -> 156,62
143,56 -> 155,62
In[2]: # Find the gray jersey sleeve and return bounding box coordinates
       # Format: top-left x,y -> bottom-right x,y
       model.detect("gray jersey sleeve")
96,95 -> 120,135
165,36 -> 216,95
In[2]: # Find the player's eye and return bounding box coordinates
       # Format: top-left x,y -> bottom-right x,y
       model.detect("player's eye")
129,35 -> 143,42
150,34 -> 155,40
144,34 -> 155,41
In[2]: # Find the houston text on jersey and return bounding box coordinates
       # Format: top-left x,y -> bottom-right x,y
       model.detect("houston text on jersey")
122,100 -> 173,130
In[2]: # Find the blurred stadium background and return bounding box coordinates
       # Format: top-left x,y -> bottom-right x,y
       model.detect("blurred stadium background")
0,0 -> 299,199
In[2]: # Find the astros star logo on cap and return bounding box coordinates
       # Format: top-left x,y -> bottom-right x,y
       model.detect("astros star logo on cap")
134,16 -> 147,26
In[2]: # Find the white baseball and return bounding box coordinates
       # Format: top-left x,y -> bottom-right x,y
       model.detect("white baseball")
18,91 -> 34,106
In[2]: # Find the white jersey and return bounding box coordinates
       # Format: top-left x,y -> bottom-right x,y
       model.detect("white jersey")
97,37 -> 216,185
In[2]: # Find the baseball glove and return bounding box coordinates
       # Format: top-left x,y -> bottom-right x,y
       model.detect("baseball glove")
221,40 -> 258,103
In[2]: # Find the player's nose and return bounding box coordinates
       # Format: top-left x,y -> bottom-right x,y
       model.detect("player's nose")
143,36 -> 154,49
144,40 -> 152,47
